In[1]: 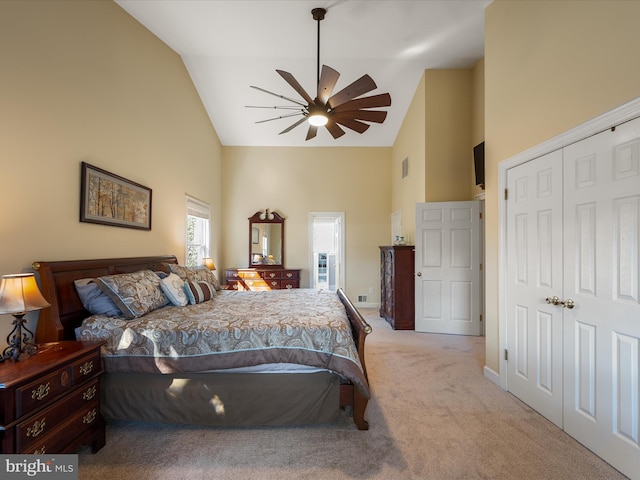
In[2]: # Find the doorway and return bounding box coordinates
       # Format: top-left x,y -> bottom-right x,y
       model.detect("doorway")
309,212 -> 345,291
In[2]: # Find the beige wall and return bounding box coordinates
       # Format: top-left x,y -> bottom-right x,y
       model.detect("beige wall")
471,58 -> 485,197
0,1 -> 222,337
484,0 -> 640,373
391,68 -> 480,244
221,146 -> 391,301
391,74 -> 427,244
425,69 -> 473,202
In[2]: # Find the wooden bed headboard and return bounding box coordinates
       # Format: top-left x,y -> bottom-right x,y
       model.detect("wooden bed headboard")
32,255 -> 178,343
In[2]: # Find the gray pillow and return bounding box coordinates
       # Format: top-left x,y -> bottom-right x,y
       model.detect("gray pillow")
74,279 -> 122,317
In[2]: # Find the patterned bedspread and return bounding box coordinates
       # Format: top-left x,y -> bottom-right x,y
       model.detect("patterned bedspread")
77,289 -> 369,397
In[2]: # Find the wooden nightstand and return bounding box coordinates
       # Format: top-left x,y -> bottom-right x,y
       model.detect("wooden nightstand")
0,341 -> 105,454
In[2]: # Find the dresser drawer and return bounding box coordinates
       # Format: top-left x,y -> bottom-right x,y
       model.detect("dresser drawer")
281,279 -> 299,289
260,271 -> 280,280
281,270 -> 299,280
225,268 -> 301,290
16,379 -> 99,452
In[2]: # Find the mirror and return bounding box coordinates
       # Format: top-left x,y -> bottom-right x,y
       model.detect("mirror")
249,209 -> 284,267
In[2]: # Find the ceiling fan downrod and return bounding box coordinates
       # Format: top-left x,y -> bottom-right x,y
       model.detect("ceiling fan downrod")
311,8 -> 326,88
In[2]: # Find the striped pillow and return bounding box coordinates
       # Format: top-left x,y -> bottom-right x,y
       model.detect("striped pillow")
184,280 -> 215,304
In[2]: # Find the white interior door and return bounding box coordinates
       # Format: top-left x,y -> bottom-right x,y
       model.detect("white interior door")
415,201 -> 482,335
505,117 -> 640,479
505,150 -> 564,427
562,121 -> 640,477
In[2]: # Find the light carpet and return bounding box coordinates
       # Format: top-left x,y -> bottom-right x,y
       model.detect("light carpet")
78,309 -> 627,480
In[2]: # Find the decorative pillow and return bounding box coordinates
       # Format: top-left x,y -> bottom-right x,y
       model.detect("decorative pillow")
184,280 -> 216,304
160,273 -> 188,307
74,279 -> 122,317
169,264 -> 221,291
96,269 -> 168,319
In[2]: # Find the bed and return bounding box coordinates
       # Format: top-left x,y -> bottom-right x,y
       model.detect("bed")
32,255 -> 372,430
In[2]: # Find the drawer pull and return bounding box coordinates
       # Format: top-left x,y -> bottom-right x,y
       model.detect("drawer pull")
83,385 -> 97,401
268,273 -> 276,278
34,446 -> 46,455
32,382 -> 50,401
79,361 -> 94,375
27,418 -> 46,438
270,281 -> 278,286
286,284 -> 293,289
286,273 -> 293,278
83,409 -> 97,424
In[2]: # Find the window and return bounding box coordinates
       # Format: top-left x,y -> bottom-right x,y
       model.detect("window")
186,196 -> 210,267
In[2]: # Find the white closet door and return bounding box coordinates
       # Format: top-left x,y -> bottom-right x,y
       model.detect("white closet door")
505,150 -> 564,427
563,120 -> 640,477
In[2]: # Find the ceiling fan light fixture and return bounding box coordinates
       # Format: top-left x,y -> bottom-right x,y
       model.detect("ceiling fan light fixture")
308,112 -> 328,126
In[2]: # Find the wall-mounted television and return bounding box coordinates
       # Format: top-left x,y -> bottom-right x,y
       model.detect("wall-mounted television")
473,141 -> 485,188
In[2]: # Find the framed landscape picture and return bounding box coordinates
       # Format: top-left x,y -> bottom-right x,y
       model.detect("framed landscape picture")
80,162 -> 152,230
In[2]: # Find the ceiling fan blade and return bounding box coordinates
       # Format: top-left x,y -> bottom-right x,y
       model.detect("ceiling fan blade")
276,70 -> 314,104
306,125 -> 318,141
256,112 -> 304,124
325,121 -> 345,139
331,93 -> 392,113
279,117 -> 308,135
245,105 -> 304,111
334,110 -> 387,123
250,85 -> 307,107
317,65 -> 340,104
327,74 -> 377,109
333,116 -> 370,134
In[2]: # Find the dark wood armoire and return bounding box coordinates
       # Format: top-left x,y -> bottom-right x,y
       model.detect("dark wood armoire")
379,245 -> 415,330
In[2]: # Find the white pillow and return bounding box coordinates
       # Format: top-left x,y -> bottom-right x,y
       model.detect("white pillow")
160,273 -> 189,306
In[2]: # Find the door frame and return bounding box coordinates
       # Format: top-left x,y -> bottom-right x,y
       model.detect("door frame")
308,211 -> 345,291
497,96 -> 640,389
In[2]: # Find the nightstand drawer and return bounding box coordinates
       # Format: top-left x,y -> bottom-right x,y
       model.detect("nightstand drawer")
22,404 -> 102,455
0,341 -> 105,454
16,367 -> 72,418
71,351 -> 102,382
16,379 -> 99,452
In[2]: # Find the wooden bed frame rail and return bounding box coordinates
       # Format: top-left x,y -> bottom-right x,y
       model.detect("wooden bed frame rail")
32,255 -> 371,430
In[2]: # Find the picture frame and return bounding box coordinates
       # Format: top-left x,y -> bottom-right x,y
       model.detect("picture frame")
80,162 -> 152,230
252,226 -> 260,244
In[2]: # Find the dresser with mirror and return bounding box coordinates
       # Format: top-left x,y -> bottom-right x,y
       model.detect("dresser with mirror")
225,209 -> 301,290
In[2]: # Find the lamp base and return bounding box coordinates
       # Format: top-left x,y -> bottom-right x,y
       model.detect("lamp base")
0,314 -> 39,362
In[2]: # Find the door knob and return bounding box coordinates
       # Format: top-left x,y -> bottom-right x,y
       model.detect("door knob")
561,299 -> 575,309
416,272 -> 422,276
545,296 -> 560,305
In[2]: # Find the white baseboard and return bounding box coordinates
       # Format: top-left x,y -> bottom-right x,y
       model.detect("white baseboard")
484,365 -> 500,386
356,302 -> 379,309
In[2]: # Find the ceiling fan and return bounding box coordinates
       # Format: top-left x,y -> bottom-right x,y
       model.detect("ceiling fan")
247,7 -> 391,141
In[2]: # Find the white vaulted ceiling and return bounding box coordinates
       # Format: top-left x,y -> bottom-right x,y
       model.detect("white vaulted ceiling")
115,0 -> 491,147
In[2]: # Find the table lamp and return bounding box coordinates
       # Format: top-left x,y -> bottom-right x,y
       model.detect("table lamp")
203,258 -> 216,270
0,273 -> 50,362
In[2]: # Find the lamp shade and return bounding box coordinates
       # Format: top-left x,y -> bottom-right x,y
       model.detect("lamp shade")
203,258 -> 216,271
0,273 -> 50,315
